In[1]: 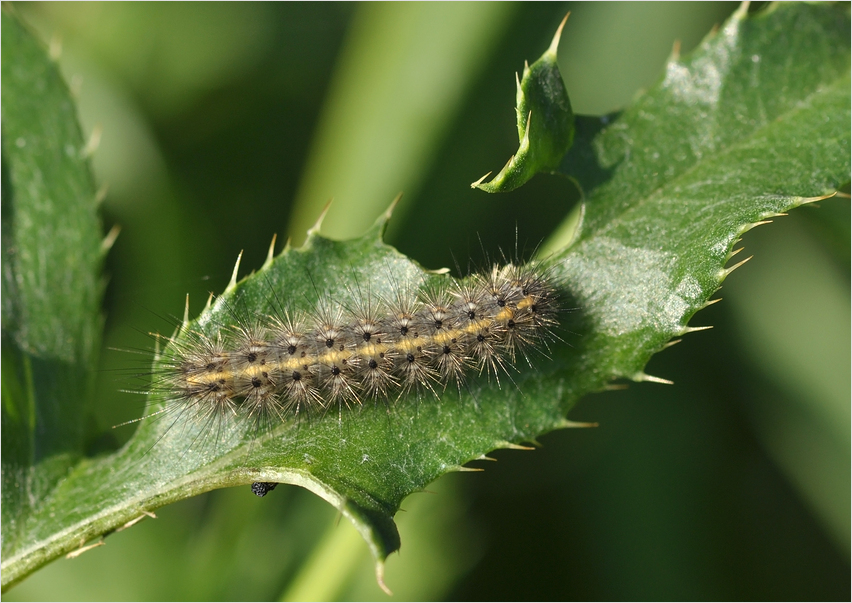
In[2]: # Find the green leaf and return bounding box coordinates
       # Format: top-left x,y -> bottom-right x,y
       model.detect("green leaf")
0,213 -> 575,592
2,2 -> 849,595
473,14 -> 575,193
540,0 -> 849,381
547,2 -> 850,248
1,5 -> 103,581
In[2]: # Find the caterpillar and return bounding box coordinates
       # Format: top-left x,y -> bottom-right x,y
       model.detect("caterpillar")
150,259 -> 560,428
122,228 -> 567,498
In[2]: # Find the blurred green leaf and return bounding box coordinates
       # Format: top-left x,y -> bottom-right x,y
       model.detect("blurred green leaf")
288,2 -> 515,244
473,15 -> 574,193
724,214 -> 850,551
2,2 -> 849,596
1,4 -> 103,582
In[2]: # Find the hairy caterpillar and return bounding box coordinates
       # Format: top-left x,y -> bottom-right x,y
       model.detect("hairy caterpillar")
126,228 -> 567,501
150,259 -> 560,426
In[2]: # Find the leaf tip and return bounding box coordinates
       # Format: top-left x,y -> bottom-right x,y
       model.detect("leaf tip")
668,39 -> 682,63
81,123 -> 102,159
547,12 -> 570,57
371,192 -> 403,236
496,440 -> 535,451
385,192 -> 403,220
453,465 -> 485,473
661,338 -> 682,350
224,250 -> 244,293
679,324 -> 713,336
700,297 -> 722,310
306,199 -> 333,240
798,191 -> 838,207
634,372 -> 674,385
470,171 -> 492,189
100,224 -> 121,255
558,419 -> 598,429
95,182 -> 109,205
376,560 -> 393,596
262,233 -> 278,270
719,255 -> 752,280
739,220 -> 772,235
727,247 -> 745,261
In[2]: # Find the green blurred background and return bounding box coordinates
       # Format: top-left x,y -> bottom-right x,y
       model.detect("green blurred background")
6,2 -> 849,600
